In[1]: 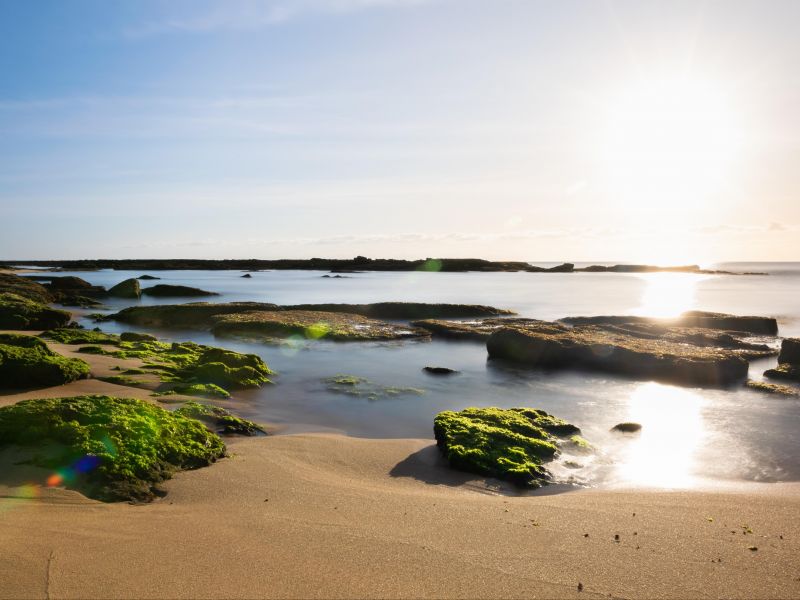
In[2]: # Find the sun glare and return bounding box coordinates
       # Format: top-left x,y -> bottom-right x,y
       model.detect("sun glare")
602,75 -> 745,210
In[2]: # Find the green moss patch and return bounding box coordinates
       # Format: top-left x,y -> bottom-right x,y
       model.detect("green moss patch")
174,401 -> 263,435
745,379 -> 799,396
41,327 -> 121,345
0,333 -> 89,389
0,395 -> 226,501
0,292 -> 71,330
433,407 -> 581,487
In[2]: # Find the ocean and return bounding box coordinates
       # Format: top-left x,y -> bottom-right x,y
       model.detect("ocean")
42,262 -> 800,490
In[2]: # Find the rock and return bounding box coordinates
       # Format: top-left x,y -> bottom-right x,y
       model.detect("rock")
486,325 -> 749,387
120,331 -> 157,342
109,302 -> 279,328
42,275 -> 94,290
283,302 -> 515,319
561,311 -> 778,336
0,272 -> 52,303
108,278 -> 141,298
137,275 -> 160,280
611,422 -> 642,433
412,318 -> 564,341
41,328 -> 120,345
175,401 -> 264,436
241,273 -> 252,278
433,407 -> 581,487
777,338 -> 800,365
141,284 -> 219,297
744,380 -> 799,397
764,364 -> 800,382
0,395 -> 225,501
211,310 -> 430,342
0,333 -> 90,389
423,366 -> 460,375
0,292 -> 71,330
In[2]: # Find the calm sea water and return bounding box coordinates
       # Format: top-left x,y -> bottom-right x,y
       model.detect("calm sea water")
45,262 -> 800,490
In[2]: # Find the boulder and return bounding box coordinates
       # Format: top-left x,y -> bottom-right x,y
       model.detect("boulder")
486,325 -> 749,387
141,284 -> 219,297
108,278 -> 141,298
423,366 -> 460,375
777,338 -> 800,365
434,407 -> 582,487
0,333 -> 90,388
611,422 -> 642,433
0,293 -> 71,330
241,273 -> 252,278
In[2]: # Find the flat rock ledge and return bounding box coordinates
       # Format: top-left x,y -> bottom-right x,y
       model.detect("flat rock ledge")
561,311 -> 778,336
486,325 -> 750,387
211,310 -> 431,342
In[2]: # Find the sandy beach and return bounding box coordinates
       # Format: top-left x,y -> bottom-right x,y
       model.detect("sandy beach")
2,421 -> 799,599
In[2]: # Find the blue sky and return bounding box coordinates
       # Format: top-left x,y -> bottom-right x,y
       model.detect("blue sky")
1,0 -> 798,262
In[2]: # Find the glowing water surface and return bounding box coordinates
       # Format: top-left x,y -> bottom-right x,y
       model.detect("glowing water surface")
38,262 -> 800,491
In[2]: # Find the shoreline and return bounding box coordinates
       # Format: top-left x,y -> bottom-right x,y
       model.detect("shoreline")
2,432 -> 799,599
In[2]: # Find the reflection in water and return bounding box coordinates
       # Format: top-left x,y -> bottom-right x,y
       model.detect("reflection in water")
612,382 -> 704,488
634,273 -> 710,317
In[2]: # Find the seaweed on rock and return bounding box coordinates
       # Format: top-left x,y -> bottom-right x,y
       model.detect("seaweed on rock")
433,407 -> 581,487
0,333 -> 89,389
0,293 -> 71,330
174,401 -> 264,435
0,395 -> 226,501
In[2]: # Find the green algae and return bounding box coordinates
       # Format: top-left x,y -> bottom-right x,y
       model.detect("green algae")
433,407 -> 581,487
41,328 -> 121,345
172,383 -> 231,398
0,292 -> 71,330
98,375 -> 146,387
324,374 -> 424,400
0,395 -> 225,501
0,333 -> 89,389
174,401 -> 263,435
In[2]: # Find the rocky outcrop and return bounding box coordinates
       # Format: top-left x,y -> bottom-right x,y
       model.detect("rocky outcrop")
108,278 -> 141,298
560,311 -> 778,336
486,325 -> 750,387
764,338 -> 800,383
211,310 -> 430,342
109,302 -> 279,328
283,302 -> 515,319
0,293 -> 71,330
0,273 -> 52,303
141,284 -> 219,297
412,318 -> 563,341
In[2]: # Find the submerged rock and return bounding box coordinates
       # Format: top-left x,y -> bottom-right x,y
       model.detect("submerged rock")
561,311 -> 778,336
282,302 -> 515,319
241,273 -> 252,278
434,407 -> 581,487
141,284 -> 219,298
211,310 -> 430,341
423,366 -> 460,375
0,395 -> 225,501
611,422 -> 642,434
108,278 -> 141,299
0,333 -> 90,389
137,275 -> 160,280
486,325 -> 749,387
744,380 -> 799,397
0,292 -> 71,330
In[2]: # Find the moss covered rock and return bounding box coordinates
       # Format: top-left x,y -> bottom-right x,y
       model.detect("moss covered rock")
433,407 -> 580,487
41,327 -> 121,345
109,302 -> 278,328
174,401 -> 264,435
0,333 -> 89,389
0,272 -> 52,303
0,395 -> 225,501
108,278 -> 141,299
0,292 -> 71,330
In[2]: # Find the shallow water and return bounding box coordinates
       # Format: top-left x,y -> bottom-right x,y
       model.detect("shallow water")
42,262 -> 800,490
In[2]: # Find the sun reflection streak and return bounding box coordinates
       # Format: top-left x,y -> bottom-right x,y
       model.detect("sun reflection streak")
613,382 -> 705,488
633,273 -> 710,318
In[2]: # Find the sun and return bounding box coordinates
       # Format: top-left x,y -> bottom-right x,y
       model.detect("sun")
601,74 -> 745,211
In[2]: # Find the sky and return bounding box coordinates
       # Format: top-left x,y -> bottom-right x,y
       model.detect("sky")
0,0 -> 798,263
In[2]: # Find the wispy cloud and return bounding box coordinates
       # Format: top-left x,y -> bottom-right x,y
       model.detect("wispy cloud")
124,0 -> 437,38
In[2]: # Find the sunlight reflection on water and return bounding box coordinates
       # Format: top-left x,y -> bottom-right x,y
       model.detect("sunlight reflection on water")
611,382 -> 704,488
633,272 -> 711,318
